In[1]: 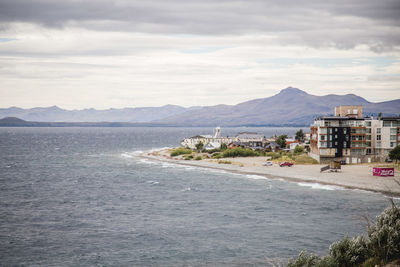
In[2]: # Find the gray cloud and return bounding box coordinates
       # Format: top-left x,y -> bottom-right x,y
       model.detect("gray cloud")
0,0 -> 399,51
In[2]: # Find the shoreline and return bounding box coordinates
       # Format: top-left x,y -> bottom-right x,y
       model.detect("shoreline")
140,149 -> 400,197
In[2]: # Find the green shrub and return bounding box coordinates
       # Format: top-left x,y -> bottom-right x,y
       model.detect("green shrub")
288,251 -> 320,267
367,202 -> 400,262
194,156 -> 202,160
328,235 -> 368,266
221,147 -> 258,158
289,202 -> 400,267
170,148 -> 192,157
294,145 -> 305,154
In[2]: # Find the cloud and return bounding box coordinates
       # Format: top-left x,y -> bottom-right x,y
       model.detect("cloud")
0,0 -> 399,51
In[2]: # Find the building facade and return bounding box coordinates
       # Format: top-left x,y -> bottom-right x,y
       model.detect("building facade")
310,105 -> 400,164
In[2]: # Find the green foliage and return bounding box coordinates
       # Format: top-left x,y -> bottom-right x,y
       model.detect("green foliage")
184,155 -> 193,160
220,143 -> 228,150
195,141 -> 204,151
288,251 -> 320,267
171,148 -> 192,157
220,147 -> 263,158
276,134 -> 288,148
328,235 -> 369,266
294,145 -> 305,154
295,129 -> 305,142
367,202 -> 400,262
389,145 -> 400,163
206,148 -> 222,154
289,202 -> 400,267
194,156 -> 202,160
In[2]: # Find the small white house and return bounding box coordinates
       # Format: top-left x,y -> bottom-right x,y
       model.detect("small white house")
204,142 -> 221,150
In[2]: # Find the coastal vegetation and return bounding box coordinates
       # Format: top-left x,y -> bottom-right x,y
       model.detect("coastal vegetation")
170,147 -> 192,157
171,146 -> 318,165
288,201 -> 400,267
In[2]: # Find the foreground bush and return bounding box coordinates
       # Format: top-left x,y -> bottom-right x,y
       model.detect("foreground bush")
288,201 -> 400,267
170,148 -> 192,157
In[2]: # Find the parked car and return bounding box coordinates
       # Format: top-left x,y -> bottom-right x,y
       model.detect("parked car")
263,161 -> 273,166
279,161 -> 294,167
385,158 -> 393,163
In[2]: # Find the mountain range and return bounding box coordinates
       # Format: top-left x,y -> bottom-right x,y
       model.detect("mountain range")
1,87 -> 399,126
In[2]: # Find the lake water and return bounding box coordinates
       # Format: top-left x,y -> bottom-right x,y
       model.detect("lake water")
0,127 -> 392,266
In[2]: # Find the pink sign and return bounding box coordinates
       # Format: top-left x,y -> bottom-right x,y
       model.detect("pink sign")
373,167 -> 394,177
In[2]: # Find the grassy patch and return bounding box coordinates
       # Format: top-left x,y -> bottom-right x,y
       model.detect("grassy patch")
218,160 -> 232,164
293,154 -> 318,164
170,147 -> 192,157
194,156 -> 202,160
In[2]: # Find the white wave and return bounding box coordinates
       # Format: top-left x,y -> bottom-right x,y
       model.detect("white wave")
147,147 -> 172,153
246,174 -> 269,180
181,187 -> 191,191
297,182 -> 343,191
137,159 -> 156,165
147,180 -> 159,185
120,150 -> 143,158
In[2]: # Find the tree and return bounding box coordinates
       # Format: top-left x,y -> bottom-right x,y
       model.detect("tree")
276,134 -> 288,148
195,141 -> 204,151
295,129 -> 305,142
294,145 -> 304,154
389,145 -> 400,164
220,143 -> 227,150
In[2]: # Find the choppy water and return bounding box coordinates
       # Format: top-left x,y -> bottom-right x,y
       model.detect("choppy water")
0,127 -> 393,266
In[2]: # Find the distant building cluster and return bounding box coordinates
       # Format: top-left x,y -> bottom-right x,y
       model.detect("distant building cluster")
310,105 -> 400,164
181,127 -> 307,152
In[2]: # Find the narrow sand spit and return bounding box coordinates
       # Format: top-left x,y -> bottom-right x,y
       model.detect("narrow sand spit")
140,149 -> 400,196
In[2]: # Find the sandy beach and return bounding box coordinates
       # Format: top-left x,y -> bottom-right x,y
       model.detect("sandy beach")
141,149 -> 400,196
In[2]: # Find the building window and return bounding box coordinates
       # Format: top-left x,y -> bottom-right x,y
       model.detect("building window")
390,128 -> 396,134
390,135 -> 396,141
320,135 -> 325,141
377,128 -> 381,134
377,135 -> 381,141
343,142 -> 347,148
391,142 -> 396,147
366,121 -> 371,126
343,128 -> 347,134
366,135 -> 371,140
329,128 -> 332,134
335,128 -> 338,132
367,148 -> 371,155
335,141 -> 338,146
335,134 -> 337,138
383,121 -> 391,127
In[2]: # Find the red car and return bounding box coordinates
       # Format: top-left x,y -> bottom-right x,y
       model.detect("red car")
279,161 -> 294,167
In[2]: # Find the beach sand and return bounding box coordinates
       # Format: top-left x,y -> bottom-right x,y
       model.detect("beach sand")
141,149 -> 400,196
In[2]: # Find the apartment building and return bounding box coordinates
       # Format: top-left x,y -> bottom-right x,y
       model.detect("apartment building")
310,105 -> 399,164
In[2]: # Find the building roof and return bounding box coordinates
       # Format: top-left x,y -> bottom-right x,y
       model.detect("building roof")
314,116 -> 364,121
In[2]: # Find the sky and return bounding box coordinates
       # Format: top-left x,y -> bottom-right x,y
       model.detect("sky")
0,0 -> 399,109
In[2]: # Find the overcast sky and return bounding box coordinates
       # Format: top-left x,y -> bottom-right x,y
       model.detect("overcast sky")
0,0 -> 399,109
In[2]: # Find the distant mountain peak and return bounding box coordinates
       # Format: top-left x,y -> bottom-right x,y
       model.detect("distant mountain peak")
278,87 -> 308,95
